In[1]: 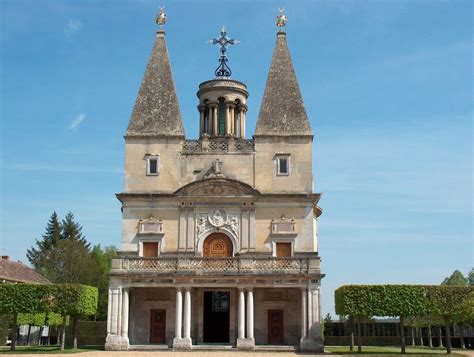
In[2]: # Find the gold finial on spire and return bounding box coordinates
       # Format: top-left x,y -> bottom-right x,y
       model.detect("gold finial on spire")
155,6 -> 167,29
276,8 -> 287,30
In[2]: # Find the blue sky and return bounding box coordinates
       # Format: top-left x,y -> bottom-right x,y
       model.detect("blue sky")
0,0 -> 472,315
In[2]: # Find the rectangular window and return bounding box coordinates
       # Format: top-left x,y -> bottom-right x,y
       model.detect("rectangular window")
143,242 -> 158,257
276,242 -> 292,257
276,154 -> 290,176
146,156 -> 159,175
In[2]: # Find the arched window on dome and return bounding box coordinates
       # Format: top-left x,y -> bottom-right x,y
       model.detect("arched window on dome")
218,97 -> 226,135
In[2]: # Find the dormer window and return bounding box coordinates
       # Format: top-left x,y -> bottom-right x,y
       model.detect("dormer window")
275,154 -> 290,176
146,155 -> 160,175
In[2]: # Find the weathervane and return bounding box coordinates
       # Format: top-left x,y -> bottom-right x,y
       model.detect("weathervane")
155,6 -> 167,29
209,26 -> 239,78
276,8 -> 287,30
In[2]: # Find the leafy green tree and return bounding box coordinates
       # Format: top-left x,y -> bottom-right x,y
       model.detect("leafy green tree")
324,313 -> 332,323
26,212 -> 62,272
88,245 -> 117,320
49,239 -> 94,284
468,268 -> 474,286
441,270 -> 468,286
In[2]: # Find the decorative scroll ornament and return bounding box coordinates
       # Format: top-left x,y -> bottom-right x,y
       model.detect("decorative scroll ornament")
196,209 -> 240,243
276,8 -> 287,29
155,6 -> 167,29
209,26 -> 239,78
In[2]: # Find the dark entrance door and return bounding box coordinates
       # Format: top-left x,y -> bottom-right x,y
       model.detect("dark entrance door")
203,291 -> 230,343
150,309 -> 166,343
268,309 -> 284,344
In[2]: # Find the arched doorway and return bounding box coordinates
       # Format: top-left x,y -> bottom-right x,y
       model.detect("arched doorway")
203,233 -> 233,257
202,233 -> 232,343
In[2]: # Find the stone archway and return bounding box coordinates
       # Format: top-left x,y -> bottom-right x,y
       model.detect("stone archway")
203,233 -> 233,257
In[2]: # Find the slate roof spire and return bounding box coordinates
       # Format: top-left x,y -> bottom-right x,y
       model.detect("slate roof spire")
126,13 -> 184,138
255,28 -> 312,137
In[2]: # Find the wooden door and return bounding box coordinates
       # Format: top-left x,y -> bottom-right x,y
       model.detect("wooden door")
268,309 -> 284,344
143,242 -> 158,257
276,243 -> 292,257
203,233 -> 232,257
150,309 -> 166,343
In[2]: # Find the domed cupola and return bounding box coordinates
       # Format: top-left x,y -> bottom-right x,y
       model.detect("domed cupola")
196,27 -> 249,139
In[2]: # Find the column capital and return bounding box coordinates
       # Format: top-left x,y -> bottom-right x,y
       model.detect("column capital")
246,287 -> 254,292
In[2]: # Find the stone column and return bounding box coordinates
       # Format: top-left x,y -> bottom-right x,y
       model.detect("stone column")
238,288 -> 245,340
246,289 -> 255,344
240,110 -> 246,138
300,286 -> 324,352
183,288 -> 192,342
225,103 -> 231,135
199,108 -> 204,137
174,289 -> 182,340
122,288 -> 130,340
230,105 -> 235,135
105,287 -> 123,351
213,106 -> 218,136
301,288 -> 307,340
174,287 -> 192,350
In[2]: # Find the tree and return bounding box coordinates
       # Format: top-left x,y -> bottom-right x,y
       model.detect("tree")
61,212 -> 89,248
88,245 -> 117,320
441,270 -> 468,286
324,313 -> 332,323
468,268 -> 474,286
27,212 -> 93,284
26,212 -> 62,272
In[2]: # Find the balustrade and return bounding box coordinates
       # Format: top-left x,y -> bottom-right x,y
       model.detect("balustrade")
115,256 -> 319,275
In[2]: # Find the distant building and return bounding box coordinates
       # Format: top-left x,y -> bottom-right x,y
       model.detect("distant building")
106,9 -> 324,352
0,256 -> 50,284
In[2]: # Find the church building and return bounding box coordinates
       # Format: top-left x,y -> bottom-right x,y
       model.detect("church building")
106,8 -> 324,352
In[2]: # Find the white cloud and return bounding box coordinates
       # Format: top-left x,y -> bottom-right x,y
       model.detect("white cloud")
69,113 -> 86,130
65,18 -> 82,36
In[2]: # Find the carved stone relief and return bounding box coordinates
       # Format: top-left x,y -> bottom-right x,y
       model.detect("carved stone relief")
196,208 -> 240,249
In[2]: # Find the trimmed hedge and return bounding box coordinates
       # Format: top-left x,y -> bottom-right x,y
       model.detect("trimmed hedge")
0,284 -> 97,351
335,285 -> 472,318
334,285 -> 473,354
0,284 -> 98,316
17,312 -> 64,327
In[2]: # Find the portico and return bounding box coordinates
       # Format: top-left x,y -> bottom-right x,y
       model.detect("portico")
106,274 -> 321,350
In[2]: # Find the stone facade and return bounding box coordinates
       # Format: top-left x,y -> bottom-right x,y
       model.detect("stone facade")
105,18 -> 324,352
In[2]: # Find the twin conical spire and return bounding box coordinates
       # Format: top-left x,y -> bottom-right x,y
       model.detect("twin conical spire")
126,22 -> 185,137
255,30 -> 312,137
127,9 -> 311,138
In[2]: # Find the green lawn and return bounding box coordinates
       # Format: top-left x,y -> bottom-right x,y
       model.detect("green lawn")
0,346 -> 102,354
325,346 -> 466,355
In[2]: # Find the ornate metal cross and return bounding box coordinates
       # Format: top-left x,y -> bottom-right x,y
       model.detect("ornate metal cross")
209,26 -> 239,77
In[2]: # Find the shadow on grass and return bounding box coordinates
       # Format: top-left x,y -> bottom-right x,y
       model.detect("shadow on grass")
0,345 -> 104,354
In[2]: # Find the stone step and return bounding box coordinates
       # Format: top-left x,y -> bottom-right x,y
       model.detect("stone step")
193,344 -> 234,350
129,344 -> 170,350
254,345 -> 297,352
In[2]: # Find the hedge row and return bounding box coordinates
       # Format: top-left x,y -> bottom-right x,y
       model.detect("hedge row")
334,285 -> 473,354
0,284 -> 98,316
335,285 -> 472,320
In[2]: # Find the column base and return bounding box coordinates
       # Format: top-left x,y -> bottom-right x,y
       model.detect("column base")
105,335 -> 129,351
173,337 -> 192,350
237,337 -> 255,350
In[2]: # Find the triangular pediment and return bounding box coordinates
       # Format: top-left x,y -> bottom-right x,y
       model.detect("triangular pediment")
174,178 -> 259,197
